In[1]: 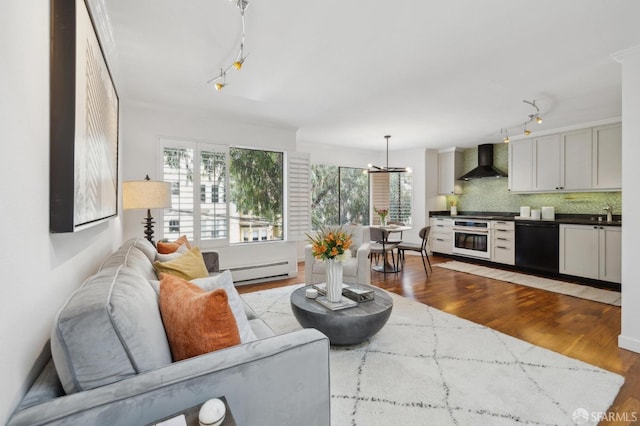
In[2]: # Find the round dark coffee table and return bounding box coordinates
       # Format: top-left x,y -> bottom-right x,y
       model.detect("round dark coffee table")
290,284 -> 393,345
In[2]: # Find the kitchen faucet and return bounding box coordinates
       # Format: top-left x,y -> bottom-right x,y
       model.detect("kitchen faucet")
603,204 -> 613,222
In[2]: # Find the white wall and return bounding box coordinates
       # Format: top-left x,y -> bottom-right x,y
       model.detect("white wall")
121,102 -> 299,276
617,46 -> 640,353
0,2 -> 123,422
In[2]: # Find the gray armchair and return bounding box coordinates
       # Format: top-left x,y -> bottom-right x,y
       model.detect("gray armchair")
305,225 -> 371,286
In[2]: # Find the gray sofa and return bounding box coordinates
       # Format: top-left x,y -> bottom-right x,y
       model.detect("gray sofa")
8,238 -> 330,426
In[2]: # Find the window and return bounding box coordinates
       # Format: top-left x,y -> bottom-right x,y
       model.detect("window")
228,147 -> 283,244
311,165 -> 369,229
389,173 -> 412,225
161,140 -> 290,246
339,167 -> 369,225
161,142 -> 228,247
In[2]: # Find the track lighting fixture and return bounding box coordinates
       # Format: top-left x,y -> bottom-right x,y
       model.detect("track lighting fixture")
498,99 -> 544,143
367,135 -> 410,173
501,128 -> 510,143
523,99 -> 543,125
208,0 -> 249,91
214,69 -> 227,91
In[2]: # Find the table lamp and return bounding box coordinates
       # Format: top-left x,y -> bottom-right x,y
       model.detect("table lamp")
123,175 -> 171,245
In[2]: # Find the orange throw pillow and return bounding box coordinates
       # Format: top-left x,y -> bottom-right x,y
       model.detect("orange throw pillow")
157,235 -> 192,254
159,273 -> 240,361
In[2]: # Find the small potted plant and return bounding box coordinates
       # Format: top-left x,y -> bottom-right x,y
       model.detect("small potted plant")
374,207 -> 389,226
449,199 -> 458,216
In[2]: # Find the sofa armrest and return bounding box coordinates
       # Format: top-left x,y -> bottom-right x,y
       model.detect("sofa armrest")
9,329 -> 330,426
201,250 -> 219,273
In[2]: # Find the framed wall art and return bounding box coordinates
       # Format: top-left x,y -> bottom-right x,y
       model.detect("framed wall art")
50,0 -> 119,233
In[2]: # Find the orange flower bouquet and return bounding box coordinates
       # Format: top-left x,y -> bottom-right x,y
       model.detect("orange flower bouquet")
307,227 -> 353,262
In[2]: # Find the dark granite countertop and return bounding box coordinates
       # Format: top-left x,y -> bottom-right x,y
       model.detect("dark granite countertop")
429,211 -> 622,227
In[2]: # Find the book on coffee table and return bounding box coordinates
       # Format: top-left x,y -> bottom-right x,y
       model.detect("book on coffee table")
315,295 -> 357,311
342,285 -> 375,302
312,283 -> 348,296
314,283 -> 375,303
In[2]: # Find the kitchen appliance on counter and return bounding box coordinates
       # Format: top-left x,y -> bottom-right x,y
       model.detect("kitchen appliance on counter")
515,221 -> 559,274
452,219 -> 491,259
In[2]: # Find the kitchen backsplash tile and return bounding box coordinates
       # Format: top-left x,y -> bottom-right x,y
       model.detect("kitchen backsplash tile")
452,144 -> 622,216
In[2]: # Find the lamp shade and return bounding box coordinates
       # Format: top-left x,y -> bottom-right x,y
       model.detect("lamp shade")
123,180 -> 171,210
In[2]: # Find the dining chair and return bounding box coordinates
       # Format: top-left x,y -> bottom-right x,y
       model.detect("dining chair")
397,226 -> 432,276
386,221 -> 405,244
369,226 -> 399,278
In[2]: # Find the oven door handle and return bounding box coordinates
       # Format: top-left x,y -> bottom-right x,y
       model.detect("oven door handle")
452,227 -> 490,233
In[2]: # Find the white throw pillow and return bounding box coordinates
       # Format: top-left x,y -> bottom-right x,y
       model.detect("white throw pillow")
155,244 -> 189,263
191,270 -> 257,343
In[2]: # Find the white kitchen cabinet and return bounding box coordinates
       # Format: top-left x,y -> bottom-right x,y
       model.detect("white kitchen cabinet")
592,123 -> 622,190
438,148 -> 464,195
508,139 -> 533,192
508,123 -> 620,193
599,225 -> 622,283
491,220 -> 515,265
430,217 -> 453,254
562,128 -> 593,190
559,224 -> 621,283
533,134 -> 562,191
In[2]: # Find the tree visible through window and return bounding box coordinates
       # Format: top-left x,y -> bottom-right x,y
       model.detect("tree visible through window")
311,165 -> 369,228
228,147 -> 283,243
161,141 -> 289,246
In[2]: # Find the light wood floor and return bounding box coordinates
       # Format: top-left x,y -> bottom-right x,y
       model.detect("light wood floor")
238,255 -> 640,425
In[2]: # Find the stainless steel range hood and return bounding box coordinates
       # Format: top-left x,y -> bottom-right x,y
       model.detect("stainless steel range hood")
457,143 -> 507,180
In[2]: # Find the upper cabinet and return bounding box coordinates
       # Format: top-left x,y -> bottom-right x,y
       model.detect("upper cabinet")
508,123 -> 621,193
508,138 -> 533,192
592,123 -> 622,190
438,148 -> 464,195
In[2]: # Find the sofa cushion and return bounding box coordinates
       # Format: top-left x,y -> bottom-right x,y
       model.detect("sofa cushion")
191,271 -> 257,343
153,247 -> 209,280
51,266 -> 172,394
159,274 -> 241,361
100,245 -> 157,281
120,237 -> 157,262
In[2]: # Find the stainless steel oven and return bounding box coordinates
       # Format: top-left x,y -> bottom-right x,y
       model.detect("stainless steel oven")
452,219 -> 491,259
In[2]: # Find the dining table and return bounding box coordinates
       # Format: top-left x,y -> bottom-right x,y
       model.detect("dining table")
371,224 -> 412,273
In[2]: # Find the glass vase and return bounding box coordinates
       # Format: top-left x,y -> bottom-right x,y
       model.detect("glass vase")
325,258 -> 343,303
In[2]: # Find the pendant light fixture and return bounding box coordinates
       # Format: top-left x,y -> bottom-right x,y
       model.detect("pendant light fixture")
208,0 -> 249,91
367,135 -> 411,173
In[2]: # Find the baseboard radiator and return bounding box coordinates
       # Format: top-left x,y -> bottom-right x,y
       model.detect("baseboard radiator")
229,261 -> 291,285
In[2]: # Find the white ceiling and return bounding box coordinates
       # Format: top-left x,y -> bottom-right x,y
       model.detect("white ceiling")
92,0 -> 640,151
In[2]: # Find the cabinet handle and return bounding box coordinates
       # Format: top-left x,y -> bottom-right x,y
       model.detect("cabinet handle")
497,237 -> 508,241
496,229 -> 508,232
497,246 -> 508,249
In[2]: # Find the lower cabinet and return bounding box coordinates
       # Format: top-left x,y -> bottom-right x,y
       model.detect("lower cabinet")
430,217 -> 453,254
559,224 -> 621,283
491,220 -> 515,265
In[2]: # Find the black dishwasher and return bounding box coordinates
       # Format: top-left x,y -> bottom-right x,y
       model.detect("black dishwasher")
515,221 -> 559,275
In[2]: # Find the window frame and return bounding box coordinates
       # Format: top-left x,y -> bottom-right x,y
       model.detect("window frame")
158,137 -> 229,250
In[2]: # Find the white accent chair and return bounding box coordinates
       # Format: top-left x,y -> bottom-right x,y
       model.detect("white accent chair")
305,225 -> 372,286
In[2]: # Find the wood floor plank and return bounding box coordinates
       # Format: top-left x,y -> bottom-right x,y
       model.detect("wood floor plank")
237,254 -> 640,423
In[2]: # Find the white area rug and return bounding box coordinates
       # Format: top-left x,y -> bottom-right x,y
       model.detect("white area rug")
242,285 -> 624,426
435,261 -> 621,306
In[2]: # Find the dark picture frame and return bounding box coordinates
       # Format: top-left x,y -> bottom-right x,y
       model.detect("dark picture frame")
50,0 -> 119,233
